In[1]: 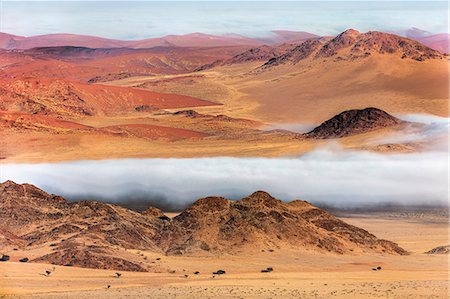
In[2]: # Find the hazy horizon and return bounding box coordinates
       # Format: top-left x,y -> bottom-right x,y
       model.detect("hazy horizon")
1,1 -> 447,39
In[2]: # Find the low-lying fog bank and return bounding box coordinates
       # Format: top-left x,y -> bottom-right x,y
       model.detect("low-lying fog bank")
265,114 -> 449,150
373,114 -> 450,149
1,147 -> 448,212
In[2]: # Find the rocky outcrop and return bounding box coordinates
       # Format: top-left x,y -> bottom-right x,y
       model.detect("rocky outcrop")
158,191 -> 407,256
0,181 -> 408,271
425,245 -> 449,254
304,107 -> 404,139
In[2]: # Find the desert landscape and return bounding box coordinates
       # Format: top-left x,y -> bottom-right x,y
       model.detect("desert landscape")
0,182 -> 448,298
0,27 -> 449,162
0,0 -> 449,298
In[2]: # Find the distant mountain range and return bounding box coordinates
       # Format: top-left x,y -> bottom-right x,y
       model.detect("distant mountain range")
0,31 -> 318,50
1,29 -> 447,53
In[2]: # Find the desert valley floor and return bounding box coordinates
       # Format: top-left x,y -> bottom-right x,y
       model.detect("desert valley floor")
1,210 -> 448,299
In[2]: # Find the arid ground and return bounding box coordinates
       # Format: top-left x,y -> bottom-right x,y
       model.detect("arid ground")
0,210 -> 448,299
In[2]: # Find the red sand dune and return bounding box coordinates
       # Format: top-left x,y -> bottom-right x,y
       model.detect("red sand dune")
0,111 -> 92,130
0,77 -> 219,117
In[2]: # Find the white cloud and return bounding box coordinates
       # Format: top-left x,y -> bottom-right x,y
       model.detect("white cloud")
1,148 -> 448,211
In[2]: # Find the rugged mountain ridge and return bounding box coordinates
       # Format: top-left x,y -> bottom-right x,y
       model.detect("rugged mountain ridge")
196,29 -> 444,72
260,29 -> 444,69
158,191 -> 406,256
0,181 -> 407,271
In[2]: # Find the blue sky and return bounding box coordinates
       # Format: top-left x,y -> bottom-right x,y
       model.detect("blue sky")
1,1 -> 447,39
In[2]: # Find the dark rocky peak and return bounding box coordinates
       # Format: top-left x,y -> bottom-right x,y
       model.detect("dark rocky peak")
304,107 -> 404,139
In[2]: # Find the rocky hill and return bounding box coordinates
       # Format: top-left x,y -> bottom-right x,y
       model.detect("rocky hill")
159,191 -> 407,256
0,181 -> 407,271
260,29 -> 443,69
196,29 -> 444,72
0,180 -> 166,271
304,107 -> 405,139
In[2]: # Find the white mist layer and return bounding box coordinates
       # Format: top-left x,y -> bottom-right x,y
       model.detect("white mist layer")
374,114 -> 450,149
264,123 -> 317,134
1,148 -> 448,210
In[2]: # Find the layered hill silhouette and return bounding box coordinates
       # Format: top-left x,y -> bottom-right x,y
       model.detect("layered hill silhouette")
0,32 -> 260,49
0,31 -> 321,50
304,107 -> 405,139
0,181 -> 407,271
1,30 -> 445,53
